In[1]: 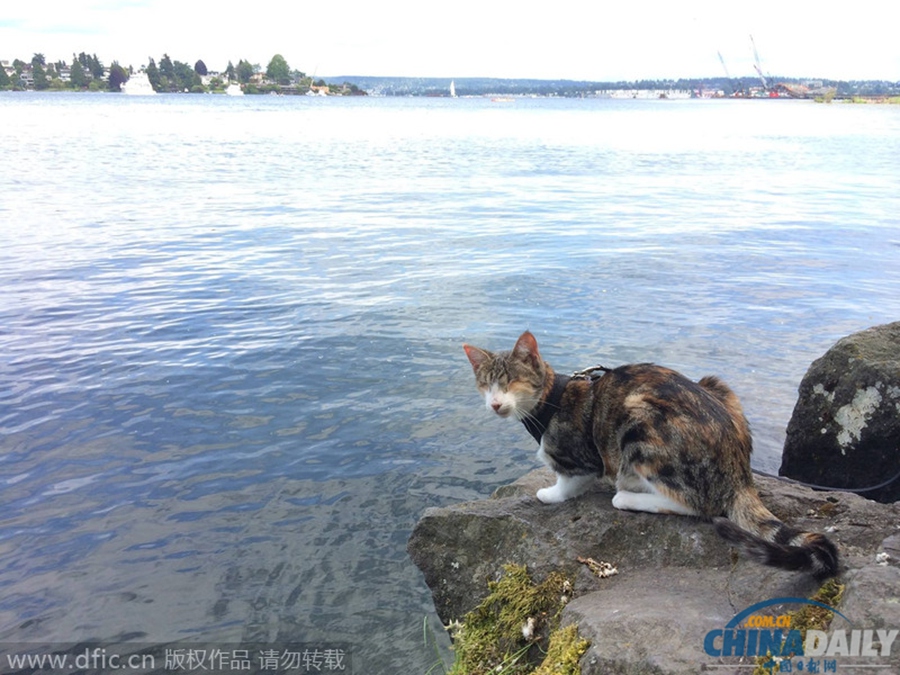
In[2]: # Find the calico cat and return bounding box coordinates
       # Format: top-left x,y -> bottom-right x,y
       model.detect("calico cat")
463,330 -> 839,580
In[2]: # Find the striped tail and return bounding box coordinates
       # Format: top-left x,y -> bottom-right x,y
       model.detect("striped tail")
713,486 -> 839,581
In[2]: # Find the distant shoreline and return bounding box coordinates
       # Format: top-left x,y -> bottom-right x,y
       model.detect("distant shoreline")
4,57 -> 898,99
3,89 -> 898,103
325,75 -> 900,100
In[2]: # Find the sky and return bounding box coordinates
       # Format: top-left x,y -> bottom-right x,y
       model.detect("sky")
1,1 -> 898,82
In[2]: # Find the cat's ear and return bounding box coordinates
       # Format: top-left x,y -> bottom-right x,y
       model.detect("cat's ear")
463,344 -> 491,372
512,331 -> 542,367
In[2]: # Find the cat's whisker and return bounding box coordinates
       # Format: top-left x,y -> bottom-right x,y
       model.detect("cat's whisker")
514,408 -> 540,424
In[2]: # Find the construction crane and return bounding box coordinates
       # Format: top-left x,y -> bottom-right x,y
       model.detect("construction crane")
717,51 -> 731,80
717,50 -> 737,96
749,34 -> 768,90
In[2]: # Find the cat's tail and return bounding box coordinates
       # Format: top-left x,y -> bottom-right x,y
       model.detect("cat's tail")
713,486 -> 839,581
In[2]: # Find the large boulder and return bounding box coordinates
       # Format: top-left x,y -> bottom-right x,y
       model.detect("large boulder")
409,469 -> 900,675
780,322 -> 900,503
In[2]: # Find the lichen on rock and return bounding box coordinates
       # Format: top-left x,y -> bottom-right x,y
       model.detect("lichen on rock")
833,385 -> 882,449
781,321 -> 900,503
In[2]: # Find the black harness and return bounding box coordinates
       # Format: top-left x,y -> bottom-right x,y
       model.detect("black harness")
521,373 -> 571,443
521,366 -> 610,444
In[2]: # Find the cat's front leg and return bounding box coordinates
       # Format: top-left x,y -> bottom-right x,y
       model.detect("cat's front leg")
536,439 -> 594,503
536,473 -> 594,504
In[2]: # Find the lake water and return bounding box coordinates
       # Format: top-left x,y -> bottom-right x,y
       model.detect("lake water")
1,92 -> 899,672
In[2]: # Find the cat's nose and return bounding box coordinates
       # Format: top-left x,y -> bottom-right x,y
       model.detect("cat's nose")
491,401 -> 502,412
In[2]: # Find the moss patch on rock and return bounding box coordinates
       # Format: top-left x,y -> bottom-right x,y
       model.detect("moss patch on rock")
533,624 -> 590,675
753,578 -> 846,674
447,563 -> 588,675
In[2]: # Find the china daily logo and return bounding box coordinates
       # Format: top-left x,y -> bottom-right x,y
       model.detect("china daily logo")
703,597 -> 897,672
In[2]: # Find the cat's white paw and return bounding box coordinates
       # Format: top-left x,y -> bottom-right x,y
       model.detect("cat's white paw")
611,491 -> 636,511
536,485 -> 567,504
537,474 -> 594,504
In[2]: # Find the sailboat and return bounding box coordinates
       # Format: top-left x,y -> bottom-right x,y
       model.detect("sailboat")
450,80 -> 457,98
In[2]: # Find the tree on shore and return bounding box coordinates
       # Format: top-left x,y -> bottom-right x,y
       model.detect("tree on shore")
173,59 -> 200,91
0,48 -> 364,95
236,60 -> 254,84
159,54 -> 175,82
69,58 -> 86,88
266,54 -> 291,84
146,58 -> 160,90
108,61 -> 128,92
89,53 -> 104,79
75,52 -> 104,80
31,54 -> 48,90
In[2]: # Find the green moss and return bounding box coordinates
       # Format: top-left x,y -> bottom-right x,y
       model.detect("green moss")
752,579 -> 845,674
533,624 -> 590,675
446,563 -> 588,675
788,578 -> 844,634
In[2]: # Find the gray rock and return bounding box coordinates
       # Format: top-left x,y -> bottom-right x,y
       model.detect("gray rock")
408,468 -> 900,674
780,321 -> 900,503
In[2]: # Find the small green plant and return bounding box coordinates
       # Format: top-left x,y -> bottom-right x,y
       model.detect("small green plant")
436,563 -> 588,675
424,616 -> 451,675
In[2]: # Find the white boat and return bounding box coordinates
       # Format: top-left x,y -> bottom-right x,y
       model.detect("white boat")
450,80 -> 457,98
122,72 -> 156,95
226,83 -> 244,96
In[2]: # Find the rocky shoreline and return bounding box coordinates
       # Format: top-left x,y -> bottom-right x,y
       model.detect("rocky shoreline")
409,322 -> 900,674
409,469 -> 900,674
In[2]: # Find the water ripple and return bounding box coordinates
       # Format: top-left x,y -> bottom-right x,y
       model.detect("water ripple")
1,94 -> 899,669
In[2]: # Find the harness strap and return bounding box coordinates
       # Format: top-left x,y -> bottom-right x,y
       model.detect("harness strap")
522,373 -> 571,444
571,365 -> 612,380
